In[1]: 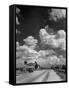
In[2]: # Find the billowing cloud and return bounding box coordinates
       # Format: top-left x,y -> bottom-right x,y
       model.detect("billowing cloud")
48,30 -> 66,50
16,44 -> 40,68
16,42 -> 39,57
38,50 -> 55,57
39,28 -> 55,44
49,9 -> 66,21
16,29 -> 21,34
39,28 -> 66,50
16,7 -> 20,14
47,55 -> 59,65
16,42 -> 66,69
16,16 -> 20,25
16,41 -> 20,46
58,55 -> 66,65
55,30 -> 66,39
39,28 -> 52,43
16,36 -> 39,64
19,45 -> 38,54
23,36 -> 38,49
16,41 -> 20,51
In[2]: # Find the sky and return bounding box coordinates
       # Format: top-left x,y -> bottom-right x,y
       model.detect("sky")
16,5 -> 67,45
16,5 -> 66,68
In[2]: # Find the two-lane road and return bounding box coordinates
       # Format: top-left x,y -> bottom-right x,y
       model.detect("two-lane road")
16,69 -> 63,83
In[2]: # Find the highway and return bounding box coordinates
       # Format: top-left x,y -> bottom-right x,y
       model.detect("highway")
16,69 -> 63,83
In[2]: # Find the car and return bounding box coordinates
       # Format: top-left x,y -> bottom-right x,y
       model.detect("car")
22,61 -> 40,73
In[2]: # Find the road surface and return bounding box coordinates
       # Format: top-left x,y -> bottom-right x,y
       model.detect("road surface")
16,69 -> 63,83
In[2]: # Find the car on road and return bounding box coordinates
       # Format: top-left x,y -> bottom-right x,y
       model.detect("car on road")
22,61 -> 40,73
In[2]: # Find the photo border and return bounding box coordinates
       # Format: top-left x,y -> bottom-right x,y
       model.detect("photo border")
13,4 -> 67,85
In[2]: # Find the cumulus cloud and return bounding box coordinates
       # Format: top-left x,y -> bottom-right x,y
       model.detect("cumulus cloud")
16,42 -> 66,68
16,36 -> 39,63
38,50 -> 55,57
16,16 -> 20,25
58,55 -> 66,65
16,29 -> 21,34
16,7 -> 20,14
55,30 -> 66,39
16,41 -> 20,46
49,30 -> 66,50
39,28 -> 51,43
47,55 -> 59,65
23,36 -> 38,49
39,28 -> 55,43
49,9 -> 66,21
20,45 -> 38,54
16,41 -> 20,51
16,43 -> 40,65
39,28 -> 66,50
45,25 -> 54,34
45,54 -> 66,65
